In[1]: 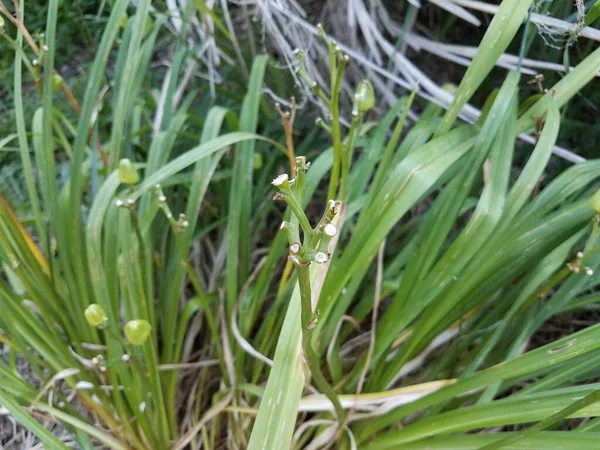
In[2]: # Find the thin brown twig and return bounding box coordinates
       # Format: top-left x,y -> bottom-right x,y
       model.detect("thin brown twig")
1,3 -> 81,114
276,97 -> 297,176
171,390 -> 234,450
0,1 -> 39,53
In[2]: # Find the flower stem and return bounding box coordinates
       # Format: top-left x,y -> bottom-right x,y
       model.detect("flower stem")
327,56 -> 348,202
297,264 -> 346,423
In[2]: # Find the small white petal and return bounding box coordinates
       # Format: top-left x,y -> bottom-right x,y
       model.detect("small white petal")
272,174 -> 289,187
315,252 -> 328,263
74,381 -> 94,390
324,223 -> 337,237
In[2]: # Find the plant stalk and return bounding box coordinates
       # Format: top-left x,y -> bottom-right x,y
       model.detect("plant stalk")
297,264 -> 346,424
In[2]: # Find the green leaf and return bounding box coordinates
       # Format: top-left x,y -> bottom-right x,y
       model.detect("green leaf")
227,55 -> 269,313
379,432 -> 600,450
0,391 -> 69,450
436,0 -> 534,134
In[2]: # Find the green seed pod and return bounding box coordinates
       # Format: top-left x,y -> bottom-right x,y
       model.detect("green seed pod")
354,80 -> 375,113
119,13 -> 128,28
592,189 -> 600,214
51,73 -> 64,92
85,304 -> 107,327
119,158 -> 140,185
253,152 -> 263,170
125,320 -> 152,346
143,17 -> 153,38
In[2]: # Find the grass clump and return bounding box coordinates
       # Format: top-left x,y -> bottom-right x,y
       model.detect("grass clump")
1,1 -> 600,449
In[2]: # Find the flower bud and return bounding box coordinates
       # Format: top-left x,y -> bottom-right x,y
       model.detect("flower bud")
124,320 -> 151,346
295,156 -> 309,172
119,159 -> 140,185
354,80 -> 375,113
592,189 -> 600,215
0,16 -> 5,34
85,304 -> 107,327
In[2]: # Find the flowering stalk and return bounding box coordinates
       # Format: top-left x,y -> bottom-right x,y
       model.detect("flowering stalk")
295,27 -> 375,202
296,264 -> 346,423
153,185 -> 227,381
272,159 -> 346,424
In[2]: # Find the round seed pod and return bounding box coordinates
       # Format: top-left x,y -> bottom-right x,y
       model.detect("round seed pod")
592,189 -> 600,214
85,304 -> 107,327
253,152 -> 263,170
124,320 -> 152,346
52,73 -> 64,93
354,80 -> 375,113
119,158 -> 140,185
143,17 -> 153,38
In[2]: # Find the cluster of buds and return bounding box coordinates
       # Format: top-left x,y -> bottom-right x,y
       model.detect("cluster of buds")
154,184 -> 172,219
294,24 -> 351,108
272,157 -> 341,267
294,24 -> 375,201
295,25 -> 374,119
28,34 -> 62,91
567,251 -> 594,276
114,197 -> 136,208
91,354 -> 107,372
176,213 -> 189,231
154,185 -> 190,234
